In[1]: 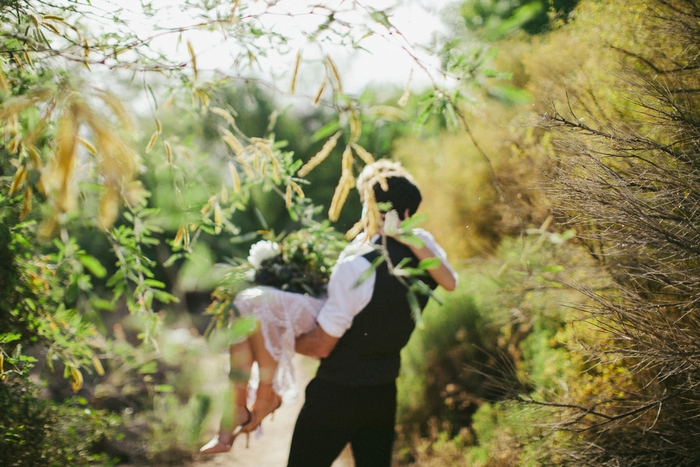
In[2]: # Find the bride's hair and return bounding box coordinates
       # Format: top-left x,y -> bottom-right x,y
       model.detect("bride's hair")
357,160 -> 421,219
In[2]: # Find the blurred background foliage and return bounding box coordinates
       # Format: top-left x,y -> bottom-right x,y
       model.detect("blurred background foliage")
4,0 -> 700,466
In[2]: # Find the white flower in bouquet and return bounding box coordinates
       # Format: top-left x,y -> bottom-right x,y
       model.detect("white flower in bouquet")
247,240 -> 280,270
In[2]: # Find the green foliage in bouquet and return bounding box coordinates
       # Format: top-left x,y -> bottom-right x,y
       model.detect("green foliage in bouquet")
253,226 -> 345,296
205,221 -> 347,332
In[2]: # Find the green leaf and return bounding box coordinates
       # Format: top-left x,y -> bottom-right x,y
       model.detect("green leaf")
311,120 -> 341,142
418,257 -> 442,270
487,85 -> 533,105
90,298 -> 114,311
400,212 -> 428,231
407,290 -> 423,326
354,256 -> 384,288
0,333 -> 22,344
144,279 -> 166,289
396,233 -> 425,249
139,361 -> 158,374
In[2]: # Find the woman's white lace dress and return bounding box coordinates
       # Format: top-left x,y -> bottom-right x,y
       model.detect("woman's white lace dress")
233,286 -> 326,400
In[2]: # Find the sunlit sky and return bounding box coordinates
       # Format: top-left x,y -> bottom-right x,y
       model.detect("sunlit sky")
93,0 -> 456,96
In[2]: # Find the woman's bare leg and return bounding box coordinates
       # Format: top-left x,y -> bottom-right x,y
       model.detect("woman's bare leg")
200,340 -> 253,454
245,325 -> 282,431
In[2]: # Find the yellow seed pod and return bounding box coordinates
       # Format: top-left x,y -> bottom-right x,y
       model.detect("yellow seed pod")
298,130 -> 341,178
345,220 -> 363,241
164,141 -> 172,164
187,40 -> 198,81
326,55 -> 343,94
92,356 -> 105,376
42,22 -> 60,35
341,145 -> 353,172
69,366 -> 83,393
78,137 -> 97,155
221,128 -> 245,156
351,143 -> 375,165
211,107 -> 236,127
214,203 -> 222,234
8,135 -> 21,154
252,151 -> 260,173
312,78 -> 327,107
349,113 -> 361,142
221,184 -> 228,203
290,50 -> 301,94
97,189 -> 120,231
285,184 -> 293,208
9,165 -> 27,196
0,353 -> 4,378
371,105 -> 407,122
328,172 -> 354,222
173,224 -> 186,247
201,195 -> 216,215
20,186 -> 32,220
289,180 -> 304,198
229,162 -> 241,192
96,89 -> 133,130
238,157 -> 254,178
145,131 -> 158,153
0,66 -> 8,93
23,51 -> 33,67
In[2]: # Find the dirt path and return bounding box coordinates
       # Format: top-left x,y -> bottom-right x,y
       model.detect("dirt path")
190,355 -> 354,467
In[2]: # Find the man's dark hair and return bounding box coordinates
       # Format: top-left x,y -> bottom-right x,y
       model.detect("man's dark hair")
373,176 -> 422,219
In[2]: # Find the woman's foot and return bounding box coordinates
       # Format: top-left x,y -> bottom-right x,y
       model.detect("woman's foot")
245,383 -> 282,432
199,406 -> 252,455
199,434 -> 234,454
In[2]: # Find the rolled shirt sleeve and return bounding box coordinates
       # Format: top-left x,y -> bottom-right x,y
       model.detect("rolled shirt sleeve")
316,253 -> 375,338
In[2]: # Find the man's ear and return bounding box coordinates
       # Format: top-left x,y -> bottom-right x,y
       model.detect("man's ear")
403,208 -> 410,220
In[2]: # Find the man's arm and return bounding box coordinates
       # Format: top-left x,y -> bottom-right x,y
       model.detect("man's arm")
295,325 -> 339,359
295,251 -> 375,359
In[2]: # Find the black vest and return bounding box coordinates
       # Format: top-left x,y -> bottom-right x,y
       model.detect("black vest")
315,237 -> 437,386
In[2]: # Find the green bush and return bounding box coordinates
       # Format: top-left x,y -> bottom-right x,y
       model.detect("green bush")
0,372 -> 120,467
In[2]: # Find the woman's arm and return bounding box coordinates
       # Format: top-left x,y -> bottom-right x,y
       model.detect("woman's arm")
405,239 -> 457,291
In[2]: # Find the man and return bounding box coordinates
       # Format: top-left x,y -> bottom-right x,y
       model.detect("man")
289,161 -> 457,467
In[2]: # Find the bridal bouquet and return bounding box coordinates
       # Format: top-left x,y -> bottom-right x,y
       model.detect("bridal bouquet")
206,223 -> 346,327
246,226 -> 345,297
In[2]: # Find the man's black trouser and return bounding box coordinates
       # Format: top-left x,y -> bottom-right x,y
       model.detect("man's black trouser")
287,378 -> 397,467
